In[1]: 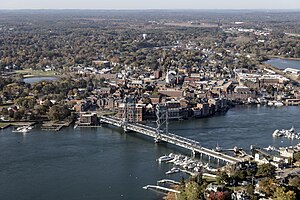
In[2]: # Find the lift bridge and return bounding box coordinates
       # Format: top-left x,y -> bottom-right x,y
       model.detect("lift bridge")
100,98 -> 243,164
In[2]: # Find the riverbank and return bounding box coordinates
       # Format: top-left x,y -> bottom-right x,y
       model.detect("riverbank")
0,121 -> 37,129
267,55 -> 300,61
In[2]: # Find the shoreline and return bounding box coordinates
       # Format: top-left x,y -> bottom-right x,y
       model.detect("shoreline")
267,55 -> 300,61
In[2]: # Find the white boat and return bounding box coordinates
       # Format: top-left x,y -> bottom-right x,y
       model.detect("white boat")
267,101 -> 284,107
12,125 -> 33,133
274,101 -> 284,107
272,126 -> 299,140
166,167 -> 180,175
263,145 -> 276,151
272,129 -> 281,137
158,155 -> 173,163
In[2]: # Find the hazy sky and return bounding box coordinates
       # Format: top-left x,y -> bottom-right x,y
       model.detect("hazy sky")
2,0 -> 300,9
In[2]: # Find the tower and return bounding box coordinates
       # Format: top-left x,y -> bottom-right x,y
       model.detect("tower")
155,104 -> 169,143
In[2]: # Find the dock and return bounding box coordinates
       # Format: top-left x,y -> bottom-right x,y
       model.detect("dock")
157,179 -> 181,185
100,116 -> 244,164
41,121 -> 72,131
142,185 -> 181,194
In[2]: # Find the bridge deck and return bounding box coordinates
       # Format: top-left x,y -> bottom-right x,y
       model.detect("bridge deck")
100,116 -> 243,164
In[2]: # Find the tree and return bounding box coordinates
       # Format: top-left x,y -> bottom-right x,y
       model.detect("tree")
179,181 -> 201,200
256,164 -> 276,178
48,105 -> 71,121
246,185 -> 258,200
258,178 -> 277,196
294,152 -> 300,162
217,171 -> 230,185
289,176 -> 300,191
273,187 -> 296,200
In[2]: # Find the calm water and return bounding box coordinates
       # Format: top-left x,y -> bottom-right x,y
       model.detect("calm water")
23,76 -> 59,84
265,58 -> 300,70
0,106 -> 299,200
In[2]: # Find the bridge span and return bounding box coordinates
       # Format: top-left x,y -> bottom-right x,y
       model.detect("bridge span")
100,116 -> 244,164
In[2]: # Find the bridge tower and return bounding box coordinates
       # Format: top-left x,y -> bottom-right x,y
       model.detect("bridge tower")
121,95 -> 136,132
121,96 -> 129,132
155,104 -> 169,143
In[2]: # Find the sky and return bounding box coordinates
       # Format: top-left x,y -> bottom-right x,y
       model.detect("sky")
1,0 -> 300,10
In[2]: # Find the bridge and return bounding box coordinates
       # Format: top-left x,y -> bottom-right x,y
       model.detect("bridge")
100,115 -> 244,164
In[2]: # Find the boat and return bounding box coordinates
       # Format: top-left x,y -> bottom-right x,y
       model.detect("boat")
274,101 -> 284,107
272,129 -> 282,137
12,125 -> 33,133
272,126 -> 300,140
157,155 -> 173,163
215,142 -> 222,152
267,101 -> 284,107
263,145 -> 277,151
166,167 -> 180,175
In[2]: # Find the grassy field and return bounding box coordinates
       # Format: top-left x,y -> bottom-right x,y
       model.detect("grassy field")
0,122 -> 11,128
15,69 -> 57,77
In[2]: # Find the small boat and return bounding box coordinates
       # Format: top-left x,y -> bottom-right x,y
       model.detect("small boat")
272,129 -> 281,137
215,142 -> 222,152
12,125 -> 33,133
166,167 -> 180,175
274,101 -> 284,107
157,155 -> 173,163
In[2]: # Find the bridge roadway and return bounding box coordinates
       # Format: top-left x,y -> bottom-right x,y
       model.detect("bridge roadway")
100,116 -> 243,164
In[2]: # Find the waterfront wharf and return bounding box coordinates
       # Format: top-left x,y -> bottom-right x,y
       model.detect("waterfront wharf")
142,185 -> 181,194
100,116 -> 244,164
157,179 -> 181,185
41,121 -> 72,131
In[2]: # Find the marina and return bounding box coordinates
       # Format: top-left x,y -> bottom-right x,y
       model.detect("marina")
272,126 -> 300,140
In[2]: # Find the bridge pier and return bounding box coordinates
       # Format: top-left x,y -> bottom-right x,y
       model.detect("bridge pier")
191,150 -> 200,158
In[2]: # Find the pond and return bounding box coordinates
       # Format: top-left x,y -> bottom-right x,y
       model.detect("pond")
23,76 -> 59,84
265,58 -> 300,70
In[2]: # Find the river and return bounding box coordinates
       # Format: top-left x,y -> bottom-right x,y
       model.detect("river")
0,105 -> 299,200
265,58 -> 300,70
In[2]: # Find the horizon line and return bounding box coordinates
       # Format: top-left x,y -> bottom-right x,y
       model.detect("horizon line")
1,8 -> 300,11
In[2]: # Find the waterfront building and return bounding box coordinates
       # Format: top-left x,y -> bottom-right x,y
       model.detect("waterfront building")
116,103 -> 145,122
79,112 -> 98,126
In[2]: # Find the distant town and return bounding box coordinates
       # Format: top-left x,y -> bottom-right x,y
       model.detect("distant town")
0,10 -> 300,200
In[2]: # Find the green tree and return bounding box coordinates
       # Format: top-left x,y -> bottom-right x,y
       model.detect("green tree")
48,105 -> 71,121
273,187 -> 296,200
256,164 -> 276,178
179,181 -> 201,200
259,178 -> 277,196
217,171 -> 230,185
294,152 -> 300,162
289,176 -> 300,191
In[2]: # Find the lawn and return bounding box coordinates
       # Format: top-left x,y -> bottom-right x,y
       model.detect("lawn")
0,122 -> 11,128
